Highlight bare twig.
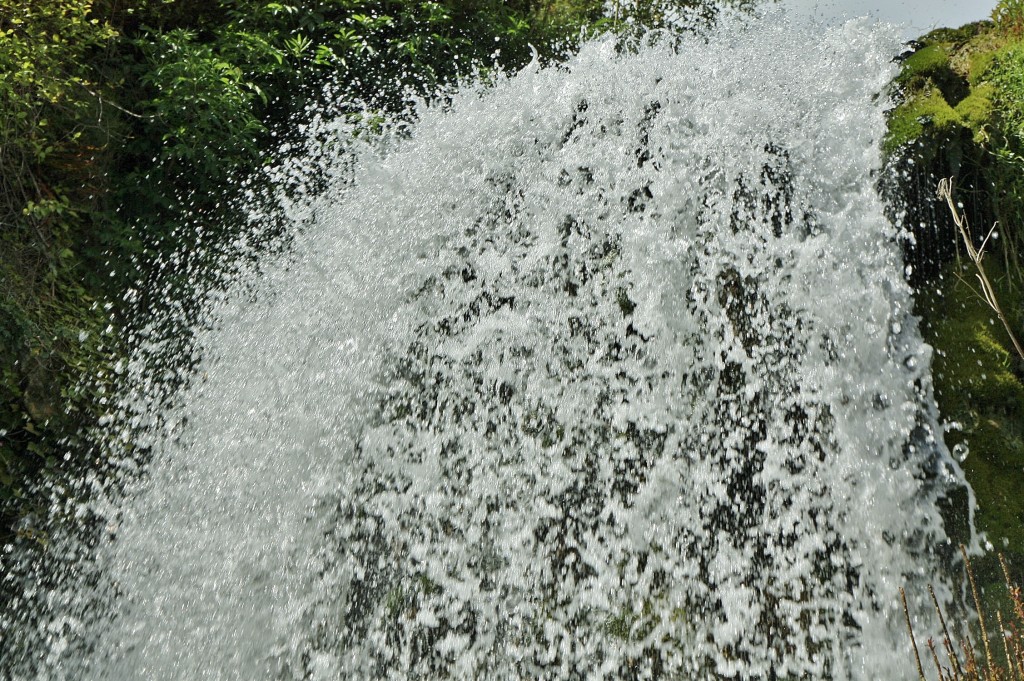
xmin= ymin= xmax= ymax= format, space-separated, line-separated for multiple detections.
xmin=929 ymin=637 xmax=949 ymax=681
xmin=938 ymin=178 xmax=1024 ymax=362
xmin=73 ymin=80 xmax=156 ymax=121
xmin=1000 ymin=555 xmax=1024 ymax=627
xmin=932 ymin=583 xmax=966 ymax=678
xmin=962 ymin=543 xmax=997 ymax=679
xmin=905 ymin=586 xmax=929 ymax=681
xmin=999 ymin=610 xmax=1017 ymax=681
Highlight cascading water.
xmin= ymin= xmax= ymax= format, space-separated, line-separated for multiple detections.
xmin=2 ymin=9 xmax=972 ymax=680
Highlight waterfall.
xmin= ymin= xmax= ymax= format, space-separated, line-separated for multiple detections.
xmin=2 ymin=10 xmax=970 ymax=680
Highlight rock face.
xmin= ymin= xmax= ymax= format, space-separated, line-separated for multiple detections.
xmin=887 ymin=15 xmax=1024 ymax=579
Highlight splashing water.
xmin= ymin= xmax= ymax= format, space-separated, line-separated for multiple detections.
xmin=2 ymin=11 xmax=970 ymax=681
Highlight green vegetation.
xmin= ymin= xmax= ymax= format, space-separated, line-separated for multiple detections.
xmin=887 ymin=2 xmax=1024 ymax=274
xmin=920 ymin=262 xmax=1024 ymax=552
xmin=1 ymin=0 xmax=127 ymax=540
xmin=888 ymin=0 xmax=1024 ymax=598
xmin=0 ymin=0 xmax=592 ymax=542
xmin=0 ymin=1 xmax=757 ymax=542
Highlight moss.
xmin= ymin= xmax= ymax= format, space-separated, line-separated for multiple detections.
xmin=921 ymin=23 xmax=992 ymax=47
xmin=968 ymin=49 xmax=999 ymax=85
xmin=955 ymin=82 xmax=996 ymax=140
xmin=884 ymin=21 xmax=1017 ymax=154
xmin=898 ymin=44 xmax=952 ymax=87
xmin=885 ymin=88 xmax=960 ymax=154
xmin=887 ymin=20 xmax=1024 ymax=271
xmin=921 ymin=261 xmax=1024 ymax=554
xmin=604 ymin=599 xmax=686 ymax=642
xmin=892 ymin=16 xmax=1024 ymax=596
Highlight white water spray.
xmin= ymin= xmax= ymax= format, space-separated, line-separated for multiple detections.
xmin=3 ymin=11 xmax=968 ymax=680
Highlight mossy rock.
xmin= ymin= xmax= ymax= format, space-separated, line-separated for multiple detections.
xmin=968 ymin=48 xmax=999 ymax=85
xmin=955 ymin=82 xmax=996 ymax=139
xmin=885 ymin=20 xmax=1008 ymax=154
xmin=885 ymin=89 xmax=958 ymax=154
xmin=921 ymin=260 xmax=1024 ymax=555
xmin=897 ymin=44 xmax=953 ymax=90
xmin=920 ymin=22 xmax=993 ymax=47
xmin=892 ymin=13 xmax=1024 ymax=603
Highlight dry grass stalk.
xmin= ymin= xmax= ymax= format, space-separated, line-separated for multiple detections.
xmin=933 ymin=582 xmax=967 ymax=677
xmin=904 ymin=547 xmax=1024 ymax=680
xmin=961 ymin=544 xmax=998 ymax=677
xmin=937 ymin=177 xmax=1024 ymax=362
xmin=997 ymin=610 xmax=1017 ymax=681
xmin=931 ymin=638 xmax=950 ymax=681
xmin=1001 ymin=555 xmax=1024 ymax=626
xmin=963 ymin=636 xmax=981 ymax=680
xmin=905 ymin=585 xmax=929 ymax=681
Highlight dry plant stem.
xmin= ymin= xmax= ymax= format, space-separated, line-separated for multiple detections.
xmin=933 ymin=583 xmax=967 ymax=678
xmin=905 ymin=586 xmax=929 ymax=681
xmin=1014 ymin=632 xmax=1024 ymax=680
xmin=1014 ymin=621 xmax=1024 ymax=678
xmin=962 ymin=635 xmax=980 ymax=680
xmin=962 ymin=543 xmax=998 ymax=679
xmin=938 ymin=178 xmax=1024 ymax=362
xmin=930 ymin=638 xmax=949 ymax=681
xmin=1017 ymin=635 xmax=1024 ymax=681
xmin=1000 ymin=555 xmax=1024 ymax=626
xmin=999 ymin=610 xmax=1017 ymax=681
xmin=1001 ymin=554 xmax=1024 ymax=679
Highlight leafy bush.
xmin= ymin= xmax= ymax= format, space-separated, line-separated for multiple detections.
xmin=0 ymin=0 xmax=766 ymax=542
xmin=994 ymin=0 xmax=1024 ymax=37
xmin=136 ymin=29 xmax=265 ymax=177
xmin=0 ymin=0 xmax=122 ymax=531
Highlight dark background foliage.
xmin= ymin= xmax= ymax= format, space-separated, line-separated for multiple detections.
xmin=0 ymin=0 xmax=745 ymax=543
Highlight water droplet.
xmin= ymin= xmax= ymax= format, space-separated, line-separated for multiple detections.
xmin=953 ymin=442 xmax=969 ymax=462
